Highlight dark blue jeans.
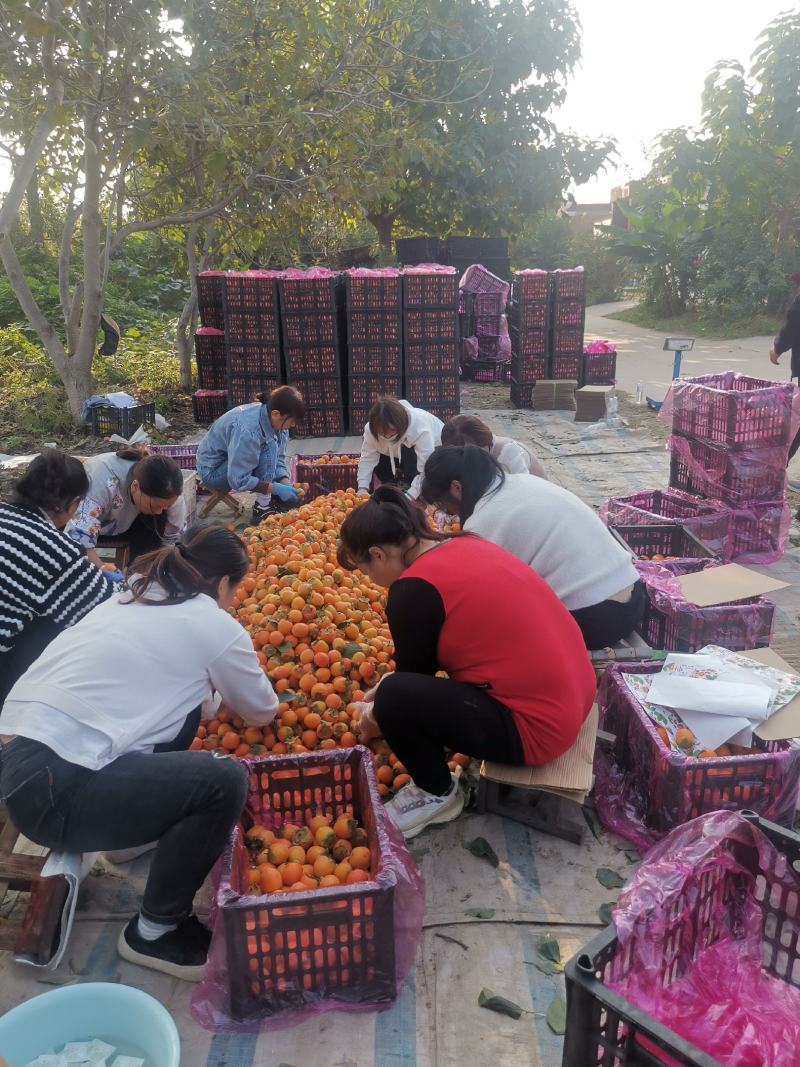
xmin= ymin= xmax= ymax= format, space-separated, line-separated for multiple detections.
xmin=0 ymin=711 xmax=248 ymax=923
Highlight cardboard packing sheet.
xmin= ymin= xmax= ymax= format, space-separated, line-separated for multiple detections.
xmin=676 ymin=563 xmax=789 ymax=607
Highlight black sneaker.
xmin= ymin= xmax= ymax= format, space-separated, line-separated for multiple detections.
xmin=250 ymin=501 xmax=277 ymax=524
xmin=117 ymin=914 xmax=211 ymax=982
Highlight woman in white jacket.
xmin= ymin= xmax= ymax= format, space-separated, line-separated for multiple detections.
xmin=421 ymin=445 xmax=644 ymax=650
xmin=0 ymin=524 xmax=278 ymax=982
xmin=441 ymin=414 xmax=547 ymax=479
xmin=357 ymin=397 xmax=443 ymax=500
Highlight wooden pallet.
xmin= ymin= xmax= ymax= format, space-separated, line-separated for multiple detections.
xmin=0 ymin=805 xmax=69 ymax=964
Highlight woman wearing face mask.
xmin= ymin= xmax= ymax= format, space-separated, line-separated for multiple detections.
xmin=197 ymin=385 xmax=306 ymax=524
xmin=421 ymin=445 xmax=644 ymax=651
xmin=64 ymin=446 xmax=186 ymax=567
xmin=337 ymin=486 xmax=595 ymax=840
xmin=0 ymin=450 xmax=111 ymax=703
xmin=356 ymin=397 xmax=443 ymax=500
xmin=0 ymin=523 xmax=278 ymax=981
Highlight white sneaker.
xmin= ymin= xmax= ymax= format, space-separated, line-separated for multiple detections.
xmin=103 ymin=842 xmax=158 ymax=864
xmin=385 ymin=774 xmax=464 ymax=839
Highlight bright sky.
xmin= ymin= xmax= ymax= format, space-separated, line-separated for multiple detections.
xmin=557 ymin=0 xmax=794 ymax=203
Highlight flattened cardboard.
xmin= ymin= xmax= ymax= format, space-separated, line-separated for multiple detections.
xmin=676 ymin=563 xmax=789 ymax=608
xmin=481 ymin=705 xmax=598 ymax=792
xmin=742 ymin=647 xmax=800 ymax=741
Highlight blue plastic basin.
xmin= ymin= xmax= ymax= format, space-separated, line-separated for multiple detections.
xmin=0 ymin=981 xmax=180 ymax=1066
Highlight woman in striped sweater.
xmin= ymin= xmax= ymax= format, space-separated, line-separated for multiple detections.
xmin=0 ymin=451 xmax=110 ymax=703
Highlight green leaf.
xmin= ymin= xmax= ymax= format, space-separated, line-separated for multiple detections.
xmin=478 ymin=987 xmax=523 ymax=1020
xmin=342 ymin=641 xmax=362 ymax=658
xmin=464 ymin=907 xmax=495 ymax=919
xmin=596 ymin=867 xmax=625 ymax=890
xmin=546 ymin=993 xmax=567 ymax=1034
xmin=463 ymin=837 xmax=499 ymax=868
xmin=598 ymin=903 xmax=614 ymax=925
xmin=535 ymin=934 xmax=563 ymax=973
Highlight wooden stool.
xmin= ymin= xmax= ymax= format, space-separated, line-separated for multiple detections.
xmin=477 ymin=706 xmax=599 ymax=844
xmin=199 ymin=488 xmax=243 ymax=519
xmin=95 ymin=534 xmax=130 ymax=570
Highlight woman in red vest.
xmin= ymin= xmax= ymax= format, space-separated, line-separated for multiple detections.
xmin=337 ymin=486 xmax=596 ymax=839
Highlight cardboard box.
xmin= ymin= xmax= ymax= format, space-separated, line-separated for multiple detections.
xmin=677 ymin=563 xmax=789 ymax=607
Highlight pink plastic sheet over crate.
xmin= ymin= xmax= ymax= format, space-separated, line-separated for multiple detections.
xmin=660 ymin=372 xmax=798 ymax=453
xmin=607 ymin=811 xmax=800 ymax=1066
xmin=593 ymin=663 xmax=800 ymax=853
xmin=281 ymin=267 xmax=336 ymax=279
xmin=458 ymin=264 xmax=510 ymax=300
xmin=668 ymin=433 xmax=788 ymax=506
xmin=401 ymin=263 xmax=456 ymax=274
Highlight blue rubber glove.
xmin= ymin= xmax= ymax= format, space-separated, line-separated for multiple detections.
xmin=272 ymin=480 xmax=298 ymax=502
xmin=104 ymin=569 xmax=126 ymax=587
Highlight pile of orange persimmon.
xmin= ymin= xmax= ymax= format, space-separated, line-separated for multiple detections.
xmin=190 ymin=488 xmax=468 ymax=794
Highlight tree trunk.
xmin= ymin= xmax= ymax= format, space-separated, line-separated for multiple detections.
xmin=367 ymin=210 xmax=396 ymax=261
xmin=26 ymin=170 xmax=44 ymax=246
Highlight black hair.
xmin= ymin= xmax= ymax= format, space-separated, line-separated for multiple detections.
xmin=127 ymin=522 xmax=249 ymax=606
xmin=337 ymin=484 xmax=447 ymax=571
xmin=115 ymin=445 xmax=183 ymax=500
xmin=10 ymin=449 xmax=89 ymax=514
xmin=421 ymin=444 xmax=505 ymax=524
xmin=259 ymin=385 xmax=306 ymax=421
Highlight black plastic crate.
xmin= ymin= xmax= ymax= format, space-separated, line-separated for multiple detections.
xmin=550 ymin=268 xmax=586 ymax=301
xmin=512 ymin=271 xmax=550 ymax=303
xmin=404 ymin=342 xmax=460 ymax=375
xmin=562 ymin=813 xmax=800 ymax=1067
xmin=348 ymin=310 xmax=402 ymax=345
xmin=609 ymin=523 xmax=718 ymax=562
xmin=196 ymin=271 xmax=226 ymax=329
xmin=462 ymin=360 xmax=511 ymax=383
xmin=293 ymin=405 xmax=347 ymax=438
xmin=551 ymin=299 xmax=586 ymax=328
xmin=551 ymin=352 xmax=582 ymax=380
xmin=508 ymin=299 xmax=549 ymax=331
xmin=405 ymin=374 xmax=460 ymax=410
xmin=446 ymin=235 xmax=508 ymax=258
xmin=581 ymin=349 xmax=617 ymax=385
xmin=424 ymin=401 xmax=460 ymax=422
xmin=552 ymin=325 xmax=585 ymax=355
xmin=223 ymin=308 xmax=281 ymax=345
xmin=277 ymin=273 xmax=341 ymax=312
xmin=403 ymin=309 xmax=458 ymax=343
xmin=511 ymin=353 xmax=548 ymax=384
xmin=228 ymin=374 xmax=279 ymax=408
xmin=284 ymin=344 xmax=340 ymax=378
xmin=192 ymin=390 xmax=228 ymax=424
xmin=402 ymin=271 xmax=458 ymax=309
xmin=223 ymin=271 xmax=279 ymax=313
xmin=282 ymin=310 xmax=339 ymax=347
xmin=225 ymin=341 xmax=281 ymax=379
xmin=510 ymin=324 xmax=548 ymax=357
xmin=349 ymin=374 xmax=403 ymax=408
xmin=348 ymin=344 xmax=404 ymax=377
xmin=510 ymin=379 xmax=534 ymax=409
xmin=395 ymin=236 xmax=442 ymax=265
xmin=345 ymin=273 xmax=402 ymax=309
xmin=90 ymin=402 xmax=156 ymax=437
xmin=194 ymin=328 xmax=227 ymax=390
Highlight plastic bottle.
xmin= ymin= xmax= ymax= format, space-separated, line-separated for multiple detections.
xmin=635 ymin=382 xmax=644 ymax=405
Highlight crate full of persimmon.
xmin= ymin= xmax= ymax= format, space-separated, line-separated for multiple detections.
xmin=593 ymin=661 xmax=800 ymax=850
xmin=205 ymin=746 xmax=423 ymax=1023
xmin=291 ymin=453 xmax=360 ymax=501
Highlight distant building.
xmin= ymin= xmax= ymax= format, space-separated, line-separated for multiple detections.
xmin=558 ymin=182 xmax=642 ymax=235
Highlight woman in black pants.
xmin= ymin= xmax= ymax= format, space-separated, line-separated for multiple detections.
xmin=337 ymin=487 xmax=595 ymax=840
xmin=0 ymin=524 xmax=278 ymax=981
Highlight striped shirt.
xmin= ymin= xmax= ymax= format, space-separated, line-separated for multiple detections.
xmin=0 ymin=503 xmax=110 ymax=654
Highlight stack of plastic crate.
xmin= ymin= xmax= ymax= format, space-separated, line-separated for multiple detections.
xmin=194 ymin=328 xmax=227 ymax=391
xmin=666 ymin=372 xmax=795 ymax=562
xmin=279 ymin=268 xmax=346 ymax=437
xmin=194 ymin=271 xmax=229 ymax=420
xmin=402 ymin=265 xmax=460 ymax=422
xmin=549 ymin=267 xmax=586 ymax=380
xmin=345 ymin=268 xmax=403 ymax=433
xmin=458 ymin=265 xmax=511 ymax=382
xmin=222 ymin=271 xmax=282 ymax=408
xmin=508 ymin=269 xmax=550 ymax=408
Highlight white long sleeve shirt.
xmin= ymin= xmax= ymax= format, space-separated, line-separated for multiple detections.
xmin=490 ymin=436 xmax=547 ymax=479
xmin=1 ymin=584 xmax=278 ymax=770
xmin=464 ymin=474 xmax=638 ymax=611
xmin=357 ymin=400 xmax=443 ymax=499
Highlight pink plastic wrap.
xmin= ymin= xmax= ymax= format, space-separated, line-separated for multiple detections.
xmin=659 ymin=372 xmax=796 ymax=454
xmin=728 ymin=500 xmax=792 ymax=564
xmin=194 ymin=388 xmax=227 ymax=397
xmin=583 ymin=338 xmax=616 ymax=354
xmin=196 ymin=326 xmax=224 ymax=337
xmin=461 ymin=335 xmax=479 ymax=364
xmin=401 ymin=263 xmax=456 ymax=274
xmin=281 ymin=266 xmax=336 ymax=279
xmin=602 ymin=488 xmax=730 ymax=559
xmin=191 ymin=748 xmax=424 ymax=1033
xmin=607 ymin=811 xmax=800 ymax=1066
xmin=346 ymin=267 xmax=401 ymax=277
xmin=668 ymin=432 xmax=787 ymax=505
xmin=458 ymin=264 xmax=510 ymax=299
xmin=593 ymin=663 xmax=800 ymax=851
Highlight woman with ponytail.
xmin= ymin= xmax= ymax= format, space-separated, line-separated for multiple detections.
xmin=0 ymin=450 xmax=111 ymax=702
xmin=65 ymin=444 xmax=186 ymax=566
xmin=421 ymin=445 xmax=643 ymax=650
xmin=337 ymin=486 xmax=595 ymax=840
xmin=0 ymin=523 xmax=278 ymax=982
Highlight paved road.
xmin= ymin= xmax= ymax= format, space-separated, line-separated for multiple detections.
xmin=585 ymin=301 xmax=782 ymax=398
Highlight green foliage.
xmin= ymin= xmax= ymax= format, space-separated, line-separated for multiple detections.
xmin=511 ymin=217 xmax=627 ymax=304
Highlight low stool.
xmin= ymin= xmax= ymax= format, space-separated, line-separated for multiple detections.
xmin=199 ymin=487 xmax=243 ymax=519
xmin=95 ymin=534 xmax=130 ymax=571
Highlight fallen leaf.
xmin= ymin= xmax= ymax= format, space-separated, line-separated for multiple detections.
xmin=534 ymin=957 xmax=562 ymax=976
xmin=596 ymin=867 xmax=625 ymax=890
xmin=36 ymin=976 xmax=78 ymax=987
xmin=546 ymin=993 xmax=567 ymax=1034
xmin=463 ymin=837 xmax=499 ymax=868
xmin=598 ymin=902 xmax=614 ymax=925
xmin=464 ymin=907 xmax=495 ymax=919
xmin=537 ymin=934 xmax=562 ymax=965
xmin=478 ymin=987 xmax=523 ymax=1020
xmin=582 ymin=807 xmax=604 ymax=841
xmin=597 ymin=900 xmax=618 ymax=926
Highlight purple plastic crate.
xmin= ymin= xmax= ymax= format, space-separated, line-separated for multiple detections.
xmin=670 ymin=373 xmax=794 ymax=451
xmin=148 ymin=444 xmax=199 ymax=469
xmin=669 ymin=435 xmax=787 ymax=506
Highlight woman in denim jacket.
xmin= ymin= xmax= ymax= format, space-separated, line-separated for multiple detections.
xmin=196 ymin=386 xmax=306 ymax=523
